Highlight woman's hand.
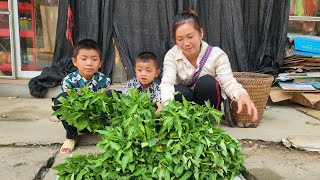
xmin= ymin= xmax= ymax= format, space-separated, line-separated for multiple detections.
xmin=237 ymin=93 xmax=258 ymax=121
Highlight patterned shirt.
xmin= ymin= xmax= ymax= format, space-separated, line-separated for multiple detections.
xmin=124 ymin=77 xmax=161 ymax=102
xmin=61 ymin=70 xmax=111 ymax=92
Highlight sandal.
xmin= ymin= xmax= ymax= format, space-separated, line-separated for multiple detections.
xmin=60 ymin=138 xmax=78 ymax=154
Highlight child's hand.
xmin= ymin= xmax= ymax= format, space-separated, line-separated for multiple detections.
xmin=155 ymin=102 xmax=164 ymax=114
xmin=102 ymin=85 xmax=111 ymax=92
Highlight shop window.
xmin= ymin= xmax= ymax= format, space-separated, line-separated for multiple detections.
xmin=288 ymin=0 xmax=320 ymax=36
xmin=19 ymin=0 xmax=59 ymax=71
xmin=0 ymin=0 xmax=12 ymax=76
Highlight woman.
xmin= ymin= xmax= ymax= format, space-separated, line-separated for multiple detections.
xmin=160 ymin=9 xmax=257 ymax=121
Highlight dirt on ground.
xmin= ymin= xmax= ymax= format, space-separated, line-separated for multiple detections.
xmin=1 ymin=140 xmax=319 ymax=179
xmin=240 ymin=140 xmax=320 ymax=180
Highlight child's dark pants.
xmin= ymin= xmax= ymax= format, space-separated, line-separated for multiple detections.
xmin=174 ymin=75 xmax=222 ymax=110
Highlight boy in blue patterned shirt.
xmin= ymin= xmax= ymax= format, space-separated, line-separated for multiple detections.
xmin=124 ymin=52 xmax=163 ymax=113
xmin=52 ymin=39 xmax=112 ymax=154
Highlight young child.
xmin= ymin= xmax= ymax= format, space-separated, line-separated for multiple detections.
xmin=124 ymin=51 xmax=163 ymax=112
xmin=52 ymin=39 xmax=112 ymax=154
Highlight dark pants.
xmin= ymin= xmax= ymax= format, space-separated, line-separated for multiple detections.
xmin=52 ymin=89 xmax=120 ymax=139
xmin=174 ymin=75 xmax=222 ymax=110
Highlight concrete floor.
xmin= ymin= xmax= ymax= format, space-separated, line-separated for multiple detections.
xmin=0 ymin=96 xmax=320 ymax=179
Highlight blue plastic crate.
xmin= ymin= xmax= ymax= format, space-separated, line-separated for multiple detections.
xmin=294 ymin=36 xmax=320 ymax=55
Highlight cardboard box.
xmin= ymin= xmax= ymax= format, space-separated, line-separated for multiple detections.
xmin=278 ymin=82 xmax=316 ymax=91
xmin=270 ymin=86 xmax=320 ymax=110
xmin=269 ymin=86 xmax=293 ymax=102
xmin=290 ymin=92 xmax=320 ymax=110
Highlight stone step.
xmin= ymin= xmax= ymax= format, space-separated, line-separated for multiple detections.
xmin=0 ymin=79 xmax=125 ymax=98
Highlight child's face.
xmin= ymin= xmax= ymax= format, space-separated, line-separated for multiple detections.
xmin=134 ymin=60 xmax=160 ymax=89
xmin=175 ymin=23 xmax=203 ymax=59
xmin=72 ymin=49 xmax=102 ymax=81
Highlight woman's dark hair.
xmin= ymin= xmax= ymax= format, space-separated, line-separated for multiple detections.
xmin=172 ymin=9 xmax=202 ymax=40
xmin=73 ymin=39 xmax=102 ymax=59
xmin=135 ymin=51 xmax=159 ymax=69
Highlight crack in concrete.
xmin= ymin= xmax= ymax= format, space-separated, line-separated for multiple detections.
xmin=241 ymin=171 xmax=257 ymax=180
xmin=294 ymin=108 xmax=320 ymax=121
xmin=0 ymin=143 xmax=61 ymax=148
xmin=0 ymin=142 xmax=98 ymax=148
xmin=0 ymin=141 xmax=261 ymax=179
xmin=33 ymin=150 xmax=59 ymax=180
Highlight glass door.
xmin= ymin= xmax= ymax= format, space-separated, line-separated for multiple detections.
xmin=16 ymin=0 xmax=59 ymax=78
xmin=0 ymin=0 xmax=14 ymax=77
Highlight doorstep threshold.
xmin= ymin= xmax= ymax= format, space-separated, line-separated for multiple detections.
xmin=0 ymin=79 xmax=30 ymax=85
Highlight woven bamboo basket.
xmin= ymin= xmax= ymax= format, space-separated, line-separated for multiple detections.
xmin=231 ymin=72 xmax=274 ymax=128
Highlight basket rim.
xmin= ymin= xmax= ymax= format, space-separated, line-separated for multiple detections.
xmin=233 ymin=72 xmax=274 ymax=80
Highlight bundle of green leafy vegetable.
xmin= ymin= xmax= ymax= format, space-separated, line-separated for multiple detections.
xmin=54 ymin=88 xmax=244 ymax=179
xmin=53 ymin=87 xmax=115 ymax=132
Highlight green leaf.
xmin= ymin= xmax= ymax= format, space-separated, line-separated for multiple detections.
xmin=217 ymin=168 xmax=224 ymax=177
xmin=76 ymin=119 xmax=89 ymax=131
xmin=76 ymin=169 xmax=86 ymax=180
xmin=230 ymin=147 xmax=235 ymax=156
xmin=191 ymin=158 xmax=200 ymax=167
xmin=71 ymin=173 xmax=75 ymax=180
xmin=209 ymin=172 xmax=217 ymax=180
xmin=165 ymin=152 xmax=172 ymax=163
xmin=147 ymin=137 xmax=156 ymax=147
xmin=180 ymin=171 xmax=192 ymax=180
xmin=128 ymin=163 xmax=135 ymax=172
xmin=171 ymin=143 xmax=181 ymax=155
xmin=65 ymin=113 xmax=82 ymax=123
xmin=219 ymin=140 xmax=228 ymax=156
xmin=124 ymin=141 xmax=132 ymax=150
xmin=57 ymin=96 xmax=67 ymax=104
xmin=126 ymin=148 xmax=133 ymax=161
xmin=121 ymin=155 xmax=129 ymax=172
xmin=141 ymin=142 xmax=148 ymax=148
xmin=195 ymin=145 xmax=203 ymax=159
xmin=127 ymin=126 xmax=135 ymax=139
xmin=111 ymin=89 xmax=120 ymax=100
xmin=145 ymin=125 xmax=152 ymax=139
xmin=178 ymin=111 xmax=190 ymax=120
xmin=174 ymin=165 xmax=183 ymax=177
xmin=128 ymin=104 xmax=138 ymax=115
xmin=109 ymin=141 xmax=121 ymax=150
xmin=194 ymin=167 xmax=199 ymax=180
xmin=164 ymin=169 xmax=171 ymax=180
xmin=132 ymin=167 xmax=145 ymax=176
xmin=175 ymin=120 xmax=182 ymax=138
xmin=83 ymin=99 xmax=89 ymax=110
xmin=204 ymin=137 xmax=211 ymax=147
xmin=182 ymin=96 xmax=188 ymax=107
xmin=89 ymin=93 xmax=102 ymax=105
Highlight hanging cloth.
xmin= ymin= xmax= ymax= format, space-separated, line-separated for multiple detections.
xmin=66 ymin=3 xmax=74 ymax=47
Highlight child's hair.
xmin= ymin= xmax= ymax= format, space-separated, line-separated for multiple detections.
xmin=73 ymin=39 xmax=102 ymax=59
xmin=135 ymin=51 xmax=159 ymax=69
xmin=172 ymin=9 xmax=202 ymax=40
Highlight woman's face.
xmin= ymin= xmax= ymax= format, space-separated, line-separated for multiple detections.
xmin=175 ymin=23 xmax=203 ymax=59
